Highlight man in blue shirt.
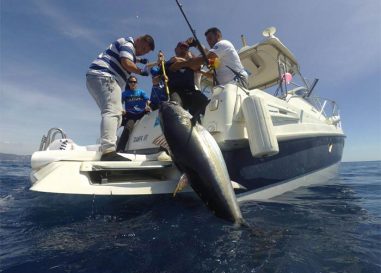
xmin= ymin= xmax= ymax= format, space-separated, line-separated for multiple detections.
xmin=117 ymin=76 xmax=151 ymax=152
xmin=86 ymin=34 xmax=154 ymax=161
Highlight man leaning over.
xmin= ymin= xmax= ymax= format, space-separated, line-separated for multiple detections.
xmin=86 ymin=34 xmax=154 ymax=161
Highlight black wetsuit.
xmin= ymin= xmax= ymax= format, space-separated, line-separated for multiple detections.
xmin=165 ymin=60 xmax=209 ymax=119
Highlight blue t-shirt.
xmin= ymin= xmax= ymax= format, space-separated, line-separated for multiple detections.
xmin=150 ymin=83 xmax=168 ymax=107
xmin=122 ymin=89 xmax=149 ymax=117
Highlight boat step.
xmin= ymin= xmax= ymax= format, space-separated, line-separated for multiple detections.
xmin=80 ymin=160 xmax=173 ymax=172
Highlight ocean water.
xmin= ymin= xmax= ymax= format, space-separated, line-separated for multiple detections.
xmin=0 ymin=159 xmax=380 ymax=273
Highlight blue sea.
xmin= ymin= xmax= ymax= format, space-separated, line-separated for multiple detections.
xmin=0 ymin=159 xmax=380 ymax=273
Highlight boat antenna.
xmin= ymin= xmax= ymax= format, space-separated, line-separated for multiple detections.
xmin=175 ymin=0 xmax=219 ymax=85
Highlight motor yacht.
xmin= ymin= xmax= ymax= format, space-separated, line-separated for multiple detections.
xmin=30 ymin=27 xmax=345 ymax=202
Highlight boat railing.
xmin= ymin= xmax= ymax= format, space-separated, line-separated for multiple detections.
xmin=39 ymin=128 xmax=67 ymax=151
xmin=305 ymin=97 xmax=341 ymax=125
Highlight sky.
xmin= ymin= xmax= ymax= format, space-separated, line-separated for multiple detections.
xmin=0 ymin=0 xmax=380 ymax=162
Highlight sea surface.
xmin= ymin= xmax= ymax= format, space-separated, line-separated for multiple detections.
xmin=0 ymin=159 xmax=380 ymax=273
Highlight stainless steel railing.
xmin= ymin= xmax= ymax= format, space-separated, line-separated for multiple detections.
xmin=39 ymin=128 xmax=67 ymax=151
xmin=305 ymin=97 xmax=341 ymax=125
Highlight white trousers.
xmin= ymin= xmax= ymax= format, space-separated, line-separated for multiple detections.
xmin=86 ymin=74 xmax=123 ymax=153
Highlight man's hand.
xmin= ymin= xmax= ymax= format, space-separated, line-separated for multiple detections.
xmin=186 ymin=37 xmax=197 ymax=47
xmin=138 ymin=58 xmax=149 ymax=64
xmin=145 ymin=102 xmax=152 ymax=113
xmin=140 ymin=66 xmax=149 ymax=76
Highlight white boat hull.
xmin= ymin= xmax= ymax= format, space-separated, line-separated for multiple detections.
xmin=30 ymin=158 xmax=340 ymax=201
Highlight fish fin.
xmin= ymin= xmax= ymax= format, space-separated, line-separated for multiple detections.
xmin=152 ymin=134 xmax=172 ymax=155
xmin=173 ymin=173 xmax=189 ymax=197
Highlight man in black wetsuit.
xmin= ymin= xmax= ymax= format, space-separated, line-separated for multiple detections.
xmin=165 ymin=41 xmax=209 ymax=121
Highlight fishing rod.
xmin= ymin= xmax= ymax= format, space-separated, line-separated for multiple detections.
xmin=175 ymin=0 xmax=218 ymax=85
xmin=175 ymin=0 xmax=208 ymax=62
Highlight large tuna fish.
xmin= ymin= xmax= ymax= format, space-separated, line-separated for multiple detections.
xmin=159 ymin=101 xmax=244 ymax=224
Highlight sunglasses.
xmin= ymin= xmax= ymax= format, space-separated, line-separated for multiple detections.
xmin=129 ymin=81 xmax=137 ymax=84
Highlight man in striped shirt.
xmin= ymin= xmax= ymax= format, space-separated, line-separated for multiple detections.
xmin=86 ymin=34 xmax=155 ymax=161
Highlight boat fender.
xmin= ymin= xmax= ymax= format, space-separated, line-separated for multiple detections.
xmin=242 ymin=95 xmax=279 ymax=157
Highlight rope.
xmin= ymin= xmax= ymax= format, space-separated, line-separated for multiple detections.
xmin=159 ymin=50 xmax=170 ymax=100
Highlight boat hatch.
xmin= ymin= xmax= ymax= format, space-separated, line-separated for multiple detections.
xmin=239 ymin=36 xmax=299 ymax=90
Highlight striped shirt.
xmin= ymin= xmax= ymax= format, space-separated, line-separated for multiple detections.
xmin=88 ymin=37 xmax=136 ymax=89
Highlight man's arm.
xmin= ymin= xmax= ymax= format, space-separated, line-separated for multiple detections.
xmin=168 ymin=57 xmax=187 ymax=72
xmin=168 ymin=51 xmax=216 ymax=72
xmin=120 ymin=57 xmax=146 ymax=75
xmin=185 ymin=37 xmax=209 ymax=59
xmin=181 ymin=51 xmax=218 ymax=70
xmin=142 ymin=92 xmax=151 ymax=111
